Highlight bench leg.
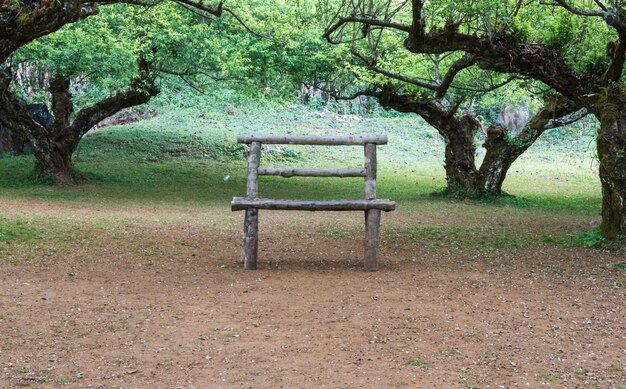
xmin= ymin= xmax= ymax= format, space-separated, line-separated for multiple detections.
xmin=364 ymin=209 xmax=381 ymax=271
xmin=242 ymin=208 xmax=258 ymax=270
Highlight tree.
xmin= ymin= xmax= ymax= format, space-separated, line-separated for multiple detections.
xmin=333 ymin=32 xmax=586 ymax=196
xmin=373 ymin=86 xmax=584 ymax=196
xmin=325 ymin=0 xmax=626 ymax=240
xmin=205 ymin=0 xmax=352 ymax=100
xmin=0 ymin=0 xmax=224 ymax=184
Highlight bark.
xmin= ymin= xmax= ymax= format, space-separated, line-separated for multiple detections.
xmin=478 ymin=125 xmax=512 ymax=194
xmin=440 ymin=115 xmax=482 ymax=196
xmin=596 ymin=86 xmax=626 ymax=239
xmin=0 ymin=71 xmax=72 ymax=183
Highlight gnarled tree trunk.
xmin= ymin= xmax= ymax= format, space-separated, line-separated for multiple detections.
xmin=478 ymin=124 xmax=518 ymax=195
xmin=0 ymin=61 xmax=159 ymax=184
xmin=478 ymin=95 xmax=585 ymax=195
xmin=0 ymin=71 xmax=73 ymax=183
xmin=596 ymin=88 xmax=626 ymax=239
xmin=378 ymin=88 xmax=483 ymax=196
xmin=439 ymin=116 xmax=482 ymax=196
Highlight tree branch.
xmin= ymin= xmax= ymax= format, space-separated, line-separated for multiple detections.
xmin=324 ymin=16 xmax=411 ymax=44
xmin=540 ymin=0 xmax=605 ymax=17
xmin=544 ymin=108 xmax=588 ymax=129
xmin=0 ymin=2 xmax=91 ymax=63
xmin=351 ymin=49 xmax=481 ymax=98
xmin=350 ymin=49 xmax=440 ymax=91
xmin=452 ymin=75 xmax=520 ymax=94
xmin=435 ymin=54 xmax=476 ymax=98
xmin=594 ymin=0 xmax=608 ymax=12
xmin=331 ymin=89 xmax=380 ymax=101
xmin=169 ymin=0 xmax=223 ymax=17
xmin=222 ymin=7 xmax=272 ymax=39
xmin=70 ymin=58 xmax=159 ymax=138
xmin=604 ymin=36 xmax=626 ymax=81
xmin=526 ymin=94 xmax=583 ymax=133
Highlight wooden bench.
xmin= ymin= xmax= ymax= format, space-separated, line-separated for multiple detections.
xmin=231 ymin=134 xmax=395 ymax=271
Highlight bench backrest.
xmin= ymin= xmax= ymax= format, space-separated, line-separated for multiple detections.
xmin=237 ymin=134 xmax=387 ymax=201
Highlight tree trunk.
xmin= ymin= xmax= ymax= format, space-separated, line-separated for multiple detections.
xmin=596 ymin=89 xmax=626 ymax=240
xmin=33 ymin=142 xmax=77 ymax=184
xmin=0 ymin=62 xmax=159 ymax=184
xmin=477 ymin=125 xmax=517 ymax=195
xmin=0 ymin=72 xmax=75 ymax=183
xmin=477 ymin=125 xmax=537 ymax=196
xmin=378 ymin=89 xmax=526 ymax=197
xmin=439 ymin=118 xmax=481 ymax=196
xmin=477 ymin=96 xmax=585 ymax=196
xmin=377 ymin=89 xmax=484 ymax=196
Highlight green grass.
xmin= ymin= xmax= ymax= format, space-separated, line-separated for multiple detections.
xmin=0 ymin=105 xmax=600 ymax=205
xmin=0 ymin=219 xmax=39 ymax=246
xmin=409 ymin=358 xmax=431 ymax=368
xmin=542 ymin=228 xmax=626 ymax=251
xmin=538 ymin=371 xmax=561 ymax=382
xmin=0 ymin=104 xmax=604 ymax=254
xmin=388 ymin=225 xmax=547 ymax=253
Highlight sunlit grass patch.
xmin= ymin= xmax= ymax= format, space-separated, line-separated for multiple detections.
xmin=0 ymin=219 xmax=39 ymax=246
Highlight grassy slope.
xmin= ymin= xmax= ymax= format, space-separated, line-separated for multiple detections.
xmin=0 ymin=105 xmax=603 ymax=251
xmin=0 ymin=105 xmax=599 ymax=204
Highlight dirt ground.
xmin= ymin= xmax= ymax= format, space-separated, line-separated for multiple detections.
xmin=0 ymin=202 xmax=624 ymax=388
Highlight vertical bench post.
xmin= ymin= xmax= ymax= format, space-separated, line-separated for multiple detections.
xmin=364 ymin=143 xmax=380 ymax=271
xmin=242 ymin=142 xmax=261 ymax=270
xmin=364 ymin=143 xmax=377 ymax=200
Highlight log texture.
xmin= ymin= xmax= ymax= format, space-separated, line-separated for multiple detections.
xmin=234 ymin=133 xmax=393 ymax=271
xmin=242 ymin=208 xmax=258 ymax=269
xmin=246 ymin=142 xmax=261 ymax=199
xmin=242 ymin=141 xmax=261 ymax=269
xmin=237 ymin=134 xmax=388 ymax=145
xmin=258 ymin=167 xmax=365 ymax=178
xmin=364 ymin=209 xmax=381 ymax=271
xmin=364 ymin=143 xmax=377 ymax=200
xmin=231 ymin=198 xmax=396 ymax=212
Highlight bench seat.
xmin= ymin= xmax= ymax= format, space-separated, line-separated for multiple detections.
xmin=231 ymin=197 xmax=396 ymax=212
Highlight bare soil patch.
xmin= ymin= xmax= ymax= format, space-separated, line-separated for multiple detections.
xmin=0 ymin=203 xmax=624 ymax=388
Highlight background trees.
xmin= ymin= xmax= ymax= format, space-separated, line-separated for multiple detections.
xmin=1 ymin=0 xmax=353 ymax=183
xmin=324 ymin=0 xmax=626 ymax=240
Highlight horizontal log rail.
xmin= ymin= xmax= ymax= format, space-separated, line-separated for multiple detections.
xmin=231 ymin=198 xmax=396 ymax=212
xmin=237 ymin=134 xmax=388 ymax=145
xmin=258 ymin=167 xmax=366 ymax=178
